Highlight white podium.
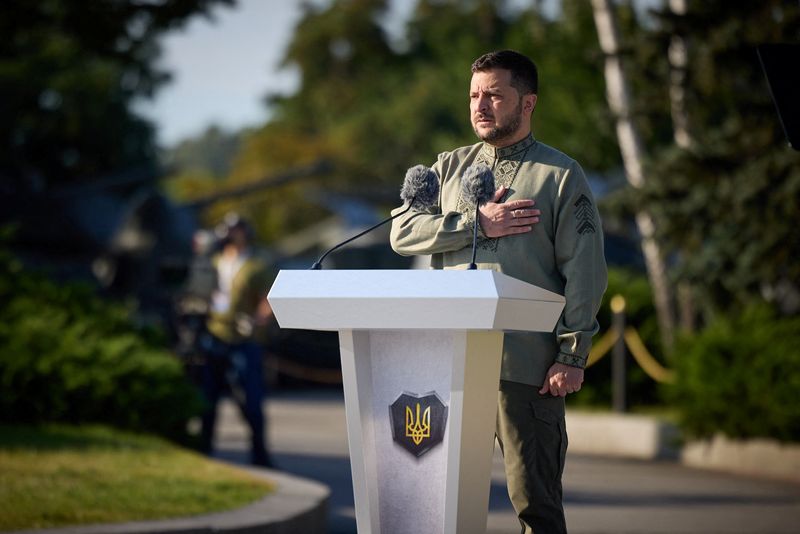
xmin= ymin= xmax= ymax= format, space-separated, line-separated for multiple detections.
xmin=267 ymin=270 xmax=565 ymax=534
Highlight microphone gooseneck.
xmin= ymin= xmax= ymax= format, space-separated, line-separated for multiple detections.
xmin=470 ymin=205 xmax=480 ymax=270
xmin=310 ymin=165 xmax=439 ymax=269
xmin=460 ymin=164 xmax=495 ymax=270
xmin=309 ymin=202 xmax=414 ymax=270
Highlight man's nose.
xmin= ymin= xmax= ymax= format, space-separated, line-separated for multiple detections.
xmin=476 ymin=94 xmax=490 ymax=113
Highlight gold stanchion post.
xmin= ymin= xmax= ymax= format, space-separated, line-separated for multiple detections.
xmin=611 ymin=295 xmax=627 ymax=413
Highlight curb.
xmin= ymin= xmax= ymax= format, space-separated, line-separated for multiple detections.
xmin=6 ymin=467 xmax=329 ymax=534
xmin=682 ymin=434 xmax=800 ymax=483
xmin=567 ymin=410 xmax=800 ymax=483
xmin=566 ymin=411 xmax=680 ymax=460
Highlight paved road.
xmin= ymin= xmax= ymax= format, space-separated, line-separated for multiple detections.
xmin=213 ymin=388 xmax=800 ymax=534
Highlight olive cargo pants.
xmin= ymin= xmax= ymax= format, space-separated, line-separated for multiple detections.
xmin=496 ymin=380 xmax=568 ymax=534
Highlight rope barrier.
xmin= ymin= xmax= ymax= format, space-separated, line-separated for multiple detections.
xmin=586 ymin=328 xmax=619 ymax=368
xmin=585 ymin=295 xmax=675 ymax=384
xmin=261 ymin=294 xmax=674 ymax=386
xmin=624 ymin=327 xmax=675 ymax=384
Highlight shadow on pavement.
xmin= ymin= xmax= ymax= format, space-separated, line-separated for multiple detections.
xmin=564 ymin=490 xmax=800 ymax=507
xmin=216 ymin=445 xmax=518 ymax=534
xmin=216 ymin=447 xmax=357 ymax=534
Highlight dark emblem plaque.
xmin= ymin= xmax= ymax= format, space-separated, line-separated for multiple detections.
xmin=389 ymin=392 xmax=448 ymax=458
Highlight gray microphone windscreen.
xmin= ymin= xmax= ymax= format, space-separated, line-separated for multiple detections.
xmin=460 ymin=164 xmax=495 ymax=207
xmin=400 ymin=165 xmax=439 ymax=209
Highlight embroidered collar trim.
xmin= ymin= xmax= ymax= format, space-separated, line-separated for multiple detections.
xmin=480 ymin=133 xmax=536 ymax=160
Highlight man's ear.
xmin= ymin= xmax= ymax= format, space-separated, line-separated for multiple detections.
xmin=524 ymin=94 xmax=538 ymax=115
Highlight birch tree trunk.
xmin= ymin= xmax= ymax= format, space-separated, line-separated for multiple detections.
xmin=667 ymin=0 xmax=697 ymax=332
xmin=591 ymin=0 xmax=676 ymax=350
xmin=668 ymin=0 xmax=692 ymax=151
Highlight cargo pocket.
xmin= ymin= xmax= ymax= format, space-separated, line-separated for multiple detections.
xmin=530 ymin=403 xmax=568 ymax=485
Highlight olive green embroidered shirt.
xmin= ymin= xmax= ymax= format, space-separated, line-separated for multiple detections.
xmin=390 ymin=134 xmax=608 ymax=387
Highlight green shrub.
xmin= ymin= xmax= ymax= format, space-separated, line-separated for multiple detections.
xmin=0 ymin=247 xmax=204 ymax=444
xmin=570 ymin=267 xmax=665 ymax=409
xmin=666 ymin=305 xmax=800 ymax=442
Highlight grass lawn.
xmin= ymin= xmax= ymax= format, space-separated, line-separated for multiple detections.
xmin=0 ymin=424 xmax=274 ymax=531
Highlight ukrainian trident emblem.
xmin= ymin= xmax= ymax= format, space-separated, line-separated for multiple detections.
xmin=406 ymin=403 xmax=430 ymax=445
xmin=389 ymin=392 xmax=447 ymax=457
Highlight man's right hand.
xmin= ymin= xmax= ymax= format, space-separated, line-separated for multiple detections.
xmin=478 ymin=186 xmax=540 ymax=238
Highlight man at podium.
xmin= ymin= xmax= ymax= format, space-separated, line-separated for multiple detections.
xmin=390 ymin=50 xmax=607 ymax=534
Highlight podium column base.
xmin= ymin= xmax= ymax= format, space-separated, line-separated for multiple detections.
xmin=339 ymin=329 xmax=503 ymax=534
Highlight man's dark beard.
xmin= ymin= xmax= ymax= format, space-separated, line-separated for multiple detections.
xmin=473 ymin=99 xmax=523 ymax=144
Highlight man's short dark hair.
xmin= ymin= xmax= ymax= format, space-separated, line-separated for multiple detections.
xmin=471 ymin=50 xmax=538 ymax=95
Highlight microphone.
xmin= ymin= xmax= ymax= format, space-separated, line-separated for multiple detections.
xmin=310 ymin=165 xmax=439 ymax=269
xmin=460 ymin=164 xmax=495 ymax=270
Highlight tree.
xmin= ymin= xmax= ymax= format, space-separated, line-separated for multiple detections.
xmin=204 ymin=0 xmax=619 ymax=241
xmin=162 ymin=125 xmax=243 ymax=179
xmin=666 ymin=0 xmax=692 ymax=151
xmin=644 ymin=0 xmax=800 ymax=316
xmin=0 ymin=0 xmax=234 ymax=192
xmin=591 ymin=0 xmax=677 ymax=350
xmin=520 ymin=0 xmax=623 ymax=172
xmin=665 ymin=0 xmax=699 ymax=332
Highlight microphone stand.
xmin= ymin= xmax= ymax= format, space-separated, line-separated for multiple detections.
xmin=468 ymin=204 xmax=479 ymax=270
xmin=310 ymin=199 xmax=415 ymax=270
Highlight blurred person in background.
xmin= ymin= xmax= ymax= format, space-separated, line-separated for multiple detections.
xmin=200 ymin=213 xmax=276 ymax=467
xmin=185 ymin=229 xmax=219 ymax=303
xmin=172 ymin=229 xmax=219 ymax=386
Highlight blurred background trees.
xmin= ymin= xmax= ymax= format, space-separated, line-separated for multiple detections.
xmin=168 ymin=0 xmax=622 ymax=240
xmin=0 ymin=0 xmax=234 ymax=192
xmin=0 ymin=0 xmax=234 ymax=443
xmin=2 ymin=0 xmax=799 ymax=442
xmin=643 ymin=0 xmax=800 ymax=318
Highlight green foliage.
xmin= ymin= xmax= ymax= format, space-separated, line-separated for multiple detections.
xmin=570 ymin=267 xmax=665 ymax=408
xmin=0 ymin=247 xmax=204 ymax=444
xmin=639 ymin=0 xmax=800 ymax=314
xmin=178 ymin=0 xmax=620 ymax=241
xmin=666 ymin=305 xmax=800 ymax=442
xmin=517 ymin=0 xmax=623 ymax=170
xmin=0 ymin=0 xmax=233 ymax=189
xmin=162 ymin=125 xmax=244 ymax=178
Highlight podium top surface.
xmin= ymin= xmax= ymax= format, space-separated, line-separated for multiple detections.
xmin=267 ymin=269 xmax=565 ymax=333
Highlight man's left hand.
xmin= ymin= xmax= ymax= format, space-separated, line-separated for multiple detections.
xmin=539 ymin=363 xmax=584 ymax=397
